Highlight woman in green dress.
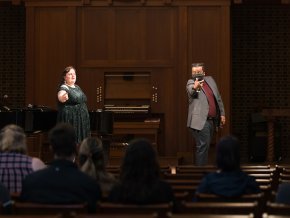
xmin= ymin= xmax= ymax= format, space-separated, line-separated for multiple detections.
xmin=57 ymin=66 xmax=90 ymax=143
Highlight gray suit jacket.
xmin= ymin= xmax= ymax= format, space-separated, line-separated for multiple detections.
xmin=186 ymin=76 xmax=225 ymax=130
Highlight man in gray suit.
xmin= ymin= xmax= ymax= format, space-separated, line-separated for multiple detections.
xmin=186 ymin=63 xmax=226 ymax=166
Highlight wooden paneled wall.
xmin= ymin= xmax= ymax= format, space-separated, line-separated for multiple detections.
xmin=25 ymin=0 xmax=231 ymax=159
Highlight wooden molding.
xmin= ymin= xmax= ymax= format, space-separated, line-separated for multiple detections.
xmin=281 ymin=0 xmax=290 ymax=4
xmin=164 ymin=0 xmax=172 ymax=5
xmin=83 ymin=0 xmax=90 ymax=5
xmin=12 ymin=0 xmax=22 ymax=5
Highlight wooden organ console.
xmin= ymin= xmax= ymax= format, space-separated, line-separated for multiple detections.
xmin=93 ymin=72 xmax=162 ymax=163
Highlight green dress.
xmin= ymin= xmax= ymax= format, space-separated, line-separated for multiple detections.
xmin=57 ymin=84 xmax=90 ymax=143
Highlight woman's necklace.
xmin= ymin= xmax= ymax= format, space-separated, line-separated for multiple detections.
xmin=65 ymin=83 xmax=75 ymax=88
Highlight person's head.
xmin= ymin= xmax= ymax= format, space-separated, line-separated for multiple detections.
xmin=216 ymin=135 xmax=240 ymax=171
xmin=0 ymin=124 xmax=27 ymax=154
xmin=79 ymin=137 xmax=105 ymax=179
xmin=120 ymin=138 xmax=160 ymax=183
xmin=191 ymin=63 xmax=205 ymax=77
xmin=49 ymin=123 xmax=77 ymax=159
xmin=60 ymin=66 xmax=76 ymax=86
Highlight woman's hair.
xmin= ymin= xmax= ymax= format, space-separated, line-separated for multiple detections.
xmin=216 ymin=135 xmax=240 ymax=171
xmin=79 ymin=137 xmax=105 ymax=180
xmin=59 ymin=65 xmax=76 ymax=86
xmin=117 ymin=138 xmax=160 ymax=202
xmin=0 ymin=124 xmax=27 ymax=154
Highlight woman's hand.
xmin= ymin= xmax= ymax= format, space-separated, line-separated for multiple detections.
xmin=58 ymin=90 xmax=69 ymax=103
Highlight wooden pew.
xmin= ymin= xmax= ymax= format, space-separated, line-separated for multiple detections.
xmin=105 ymin=166 xmax=120 ymax=175
xmin=0 ymin=216 xmax=61 ymax=218
xmin=12 ymin=202 xmax=88 ymax=218
xmin=279 ymin=173 xmax=290 ymax=180
xmin=242 ymin=169 xmax=275 ymax=176
xmin=97 ymin=202 xmax=173 ymax=218
xmin=180 ymin=201 xmax=260 ymax=218
xmin=78 ymin=215 xmax=157 ymax=218
xmin=241 ymin=165 xmax=271 ymax=170
xmin=165 ymin=179 xmax=200 ymax=186
xmin=169 ymin=215 xmax=254 ymax=218
xmin=163 ymin=173 xmax=204 ymax=180
xmin=174 ymin=192 xmax=191 ymax=202
xmin=262 ymin=214 xmax=290 ymax=218
xmin=176 ymin=165 xmax=271 ymax=173
xmin=195 ymin=192 xmax=265 ymax=216
xmin=176 ymin=165 xmax=216 ymax=170
xmin=195 ymin=193 xmax=264 ymax=203
xmin=171 ymin=185 xmax=197 ymax=196
xmin=10 ymin=192 xmax=21 ymax=201
xmin=266 ymin=202 xmax=290 ymax=216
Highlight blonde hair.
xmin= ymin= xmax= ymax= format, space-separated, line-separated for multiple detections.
xmin=79 ymin=137 xmax=104 ymax=180
xmin=0 ymin=124 xmax=27 ymax=154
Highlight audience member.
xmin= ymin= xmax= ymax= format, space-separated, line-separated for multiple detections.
xmin=79 ymin=137 xmax=116 ymax=198
xmin=195 ymin=135 xmax=261 ymax=198
xmin=0 ymin=124 xmax=46 ymax=193
xmin=276 ymin=182 xmax=290 ymax=204
xmin=0 ymin=182 xmax=13 ymax=214
xmin=108 ymin=138 xmax=175 ymax=205
xmin=20 ymin=123 xmax=101 ymax=213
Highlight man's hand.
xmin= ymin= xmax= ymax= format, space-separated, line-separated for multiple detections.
xmin=193 ymin=78 xmax=204 ymax=90
xmin=220 ymin=116 xmax=226 ymax=126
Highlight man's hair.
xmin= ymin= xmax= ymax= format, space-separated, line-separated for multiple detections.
xmin=49 ymin=123 xmax=77 ymax=157
xmin=216 ymin=135 xmax=240 ymax=171
xmin=191 ymin=63 xmax=205 ymax=72
xmin=191 ymin=63 xmax=204 ymax=68
xmin=0 ymin=124 xmax=27 ymax=154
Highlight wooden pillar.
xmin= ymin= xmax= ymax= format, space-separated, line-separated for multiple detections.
xmin=266 ymin=118 xmax=275 ymax=163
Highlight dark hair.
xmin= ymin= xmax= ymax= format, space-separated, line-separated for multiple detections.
xmin=216 ymin=135 xmax=240 ymax=171
xmin=191 ymin=63 xmax=204 ymax=68
xmin=49 ymin=123 xmax=77 ymax=158
xmin=59 ymin=66 xmax=76 ymax=86
xmin=117 ymin=138 xmax=160 ymax=202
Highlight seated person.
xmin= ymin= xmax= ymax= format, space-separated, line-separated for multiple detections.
xmin=108 ymin=138 xmax=176 ymax=205
xmin=195 ymin=135 xmax=261 ymax=198
xmin=20 ymin=123 xmax=102 ymax=213
xmin=0 ymin=124 xmax=46 ymax=193
xmin=79 ymin=137 xmax=117 ymax=198
xmin=0 ymin=182 xmax=13 ymax=214
xmin=276 ymin=182 xmax=290 ymax=204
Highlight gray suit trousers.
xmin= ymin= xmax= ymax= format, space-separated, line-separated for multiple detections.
xmin=191 ymin=120 xmax=214 ymax=166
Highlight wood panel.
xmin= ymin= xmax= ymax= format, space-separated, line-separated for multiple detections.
xmin=115 ymin=8 xmax=144 ymax=60
xmin=151 ymin=68 xmax=177 ymax=155
xmin=26 ymin=6 xmax=77 ymax=108
xmin=78 ymin=8 xmax=112 ymax=66
xmin=144 ymin=8 xmax=177 ymax=61
xmin=75 ymin=68 xmax=103 ymax=110
xmin=78 ymin=7 xmax=177 ymax=67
